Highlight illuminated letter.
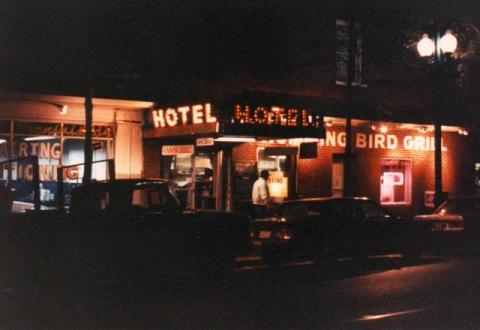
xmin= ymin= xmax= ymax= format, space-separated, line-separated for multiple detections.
xmin=151 ymin=109 xmax=166 ymax=128
xmin=414 ymin=136 xmax=426 ymax=150
xmin=234 ymin=105 xmax=250 ymax=123
xmin=337 ymin=132 xmax=346 ymax=147
xmin=30 ymin=143 xmax=39 ymax=156
xmin=404 ymin=136 xmax=414 ymax=150
xmin=192 ymin=104 xmax=204 ymax=124
xmin=52 ymin=164 xmax=58 ymax=181
xmin=51 ymin=143 xmax=61 ymax=159
xmin=25 ymin=164 xmax=33 ymax=181
xmin=19 ymin=142 xmax=28 ymax=157
xmin=301 ymin=110 xmax=309 ymax=127
xmin=39 ymin=164 xmax=49 ymax=181
xmin=254 ymin=107 xmax=267 ymax=124
xmin=387 ymin=135 xmax=398 ymax=149
xmin=177 ymin=106 xmax=190 ymax=125
xmin=66 ymin=166 xmax=79 ymax=180
xmin=165 ymin=108 xmax=178 ymax=127
xmin=40 ymin=143 xmax=50 ymax=159
xmin=205 ymin=103 xmax=217 ymax=123
xmin=287 ymin=109 xmax=298 ymax=126
xmin=326 ymin=131 xmax=336 ymax=147
xmin=356 ymin=133 xmax=367 ymax=148
xmin=271 ymin=107 xmax=284 ymax=125
xmin=266 ymin=110 xmax=275 ymax=125
xmin=374 ymin=134 xmax=386 ymax=149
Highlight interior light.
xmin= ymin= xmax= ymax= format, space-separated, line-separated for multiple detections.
xmin=380 ymin=125 xmax=388 ymax=134
xmin=58 ymin=104 xmax=68 ymax=115
xmin=52 ymin=103 xmax=68 ymax=115
xmin=0 ymin=139 xmax=6 ymax=144
xmin=214 ymin=136 xmax=256 ymax=142
xmin=24 ymin=136 xmax=57 ymax=141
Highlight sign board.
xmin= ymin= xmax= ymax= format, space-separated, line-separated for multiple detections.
xmin=196 ymin=137 xmax=215 ymax=147
xmin=268 ymin=171 xmax=288 ymax=198
xmin=162 ymin=145 xmax=194 ymax=156
xmin=13 ymin=122 xmax=114 ymax=138
xmin=336 ymin=19 xmax=363 ymax=86
xmin=424 ymin=191 xmax=435 ymax=208
xmin=223 ymin=103 xmax=325 ymax=139
xmin=150 ymin=103 xmax=217 ymax=128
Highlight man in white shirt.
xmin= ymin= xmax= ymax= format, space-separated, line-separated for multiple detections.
xmin=252 ymin=170 xmax=270 ymax=219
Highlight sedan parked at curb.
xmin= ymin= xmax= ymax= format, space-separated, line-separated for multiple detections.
xmin=414 ymin=196 xmax=480 ymax=251
xmin=250 ymin=197 xmax=427 ymax=265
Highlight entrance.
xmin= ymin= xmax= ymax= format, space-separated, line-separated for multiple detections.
xmin=161 ymin=152 xmax=216 ymax=210
xmin=332 ymin=154 xmax=344 ymax=197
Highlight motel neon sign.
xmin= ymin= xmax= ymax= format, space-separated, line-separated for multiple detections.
xmin=232 ymin=104 xmax=322 ymax=128
xmin=151 ymin=103 xmax=217 ymax=128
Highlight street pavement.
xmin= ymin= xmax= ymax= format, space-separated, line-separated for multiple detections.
xmin=1 ymin=253 xmax=480 ymax=329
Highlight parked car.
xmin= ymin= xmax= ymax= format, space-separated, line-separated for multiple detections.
xmin=3 ymin=179 xmax=250 ymax=283
xmin=413 ymin=196 xmax=480 ymax=250
xmin=250 ymin=197 xmax=427 ymax=265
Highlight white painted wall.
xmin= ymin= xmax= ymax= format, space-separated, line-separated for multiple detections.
xmin=114 ymin=122 xmax=143 ymax=178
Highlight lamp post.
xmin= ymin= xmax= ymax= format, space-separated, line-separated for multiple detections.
xmin=416 ymin=29 xmax=458 ymax=207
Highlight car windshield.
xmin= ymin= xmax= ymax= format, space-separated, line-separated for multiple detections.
xmin=131 ymin=185 xmax=179 ymax=212
xmin=278 ymin=202 xmax=320 ymax=219
xmin=434 ymin=198 xmax=480 ymax=215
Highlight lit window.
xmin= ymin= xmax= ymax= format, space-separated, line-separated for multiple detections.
xmin=380 ymin=159 xmax=412 ymax=205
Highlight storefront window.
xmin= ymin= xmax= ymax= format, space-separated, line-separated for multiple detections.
xmin=380 ymin=159 xmax=412 ymax=205
xmin=162 ymin=152 xmax=215 ymax=210
xmin=257 ymin=148 xmax=292 ymax=203
xmin=0 ymin=120 xmax=113 ymax=212
xmin=63 ymin=139 xmax=109 ymax=181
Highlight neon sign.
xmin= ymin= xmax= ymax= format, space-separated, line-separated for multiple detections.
xmin=232 ymin=104 xmax=322 ymax=129
xmin=151 ymin=103 xmax=217 ymax=128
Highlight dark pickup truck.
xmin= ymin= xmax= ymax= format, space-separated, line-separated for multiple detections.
xmin=2 ymin=179 xmax=250 ymax=282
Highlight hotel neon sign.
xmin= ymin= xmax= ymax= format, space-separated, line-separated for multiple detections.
xmin=151 ymin=103 xmax=217 ymax=128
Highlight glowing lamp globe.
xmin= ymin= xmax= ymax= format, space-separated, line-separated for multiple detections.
xmin=440 ymin=30 xmax=457 ymax=53
xmin=417 ymin=34 xmax=435 ymax=57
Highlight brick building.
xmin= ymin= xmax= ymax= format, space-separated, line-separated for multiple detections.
xmin=142 ymin=92 xmax=475 ymax=218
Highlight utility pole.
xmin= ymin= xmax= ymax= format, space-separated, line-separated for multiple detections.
xmin=343 ymin=13 xmax=356 ymax=197
xmin=83 ymin=87 xmax=93 ymax=184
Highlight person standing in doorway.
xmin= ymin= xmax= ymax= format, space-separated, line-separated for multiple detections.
xmin=252 ymin=170 xmax=270 ymax=219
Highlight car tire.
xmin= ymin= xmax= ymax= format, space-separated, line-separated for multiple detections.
xmin=313 ymin=245 xmax=337 ymax=269
xmin=352 ymin=247 xmax=369 ymax=268
xmin=262 ymin=247 xmax=286 ymax=266
xmin=401 ymin=248 xmax=422 ymax=263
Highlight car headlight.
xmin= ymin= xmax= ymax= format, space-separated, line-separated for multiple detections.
xmin=275 ymin=229 xmax=293 ymax=240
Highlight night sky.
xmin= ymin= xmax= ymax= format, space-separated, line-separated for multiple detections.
xmin=0 ymin=0 xmax=479 ymax=106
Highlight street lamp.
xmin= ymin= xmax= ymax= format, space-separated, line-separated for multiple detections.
xmin=417 ymin=30 xmax=457 ymax=60
xmin=416 ymin=29 xmax=458 ymax=207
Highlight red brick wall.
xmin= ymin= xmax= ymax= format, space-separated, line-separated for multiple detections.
xmin=231 ymin=126 xmax=475 ymax=217
xmin=141 ymin=124 xmax=475 ymax=217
